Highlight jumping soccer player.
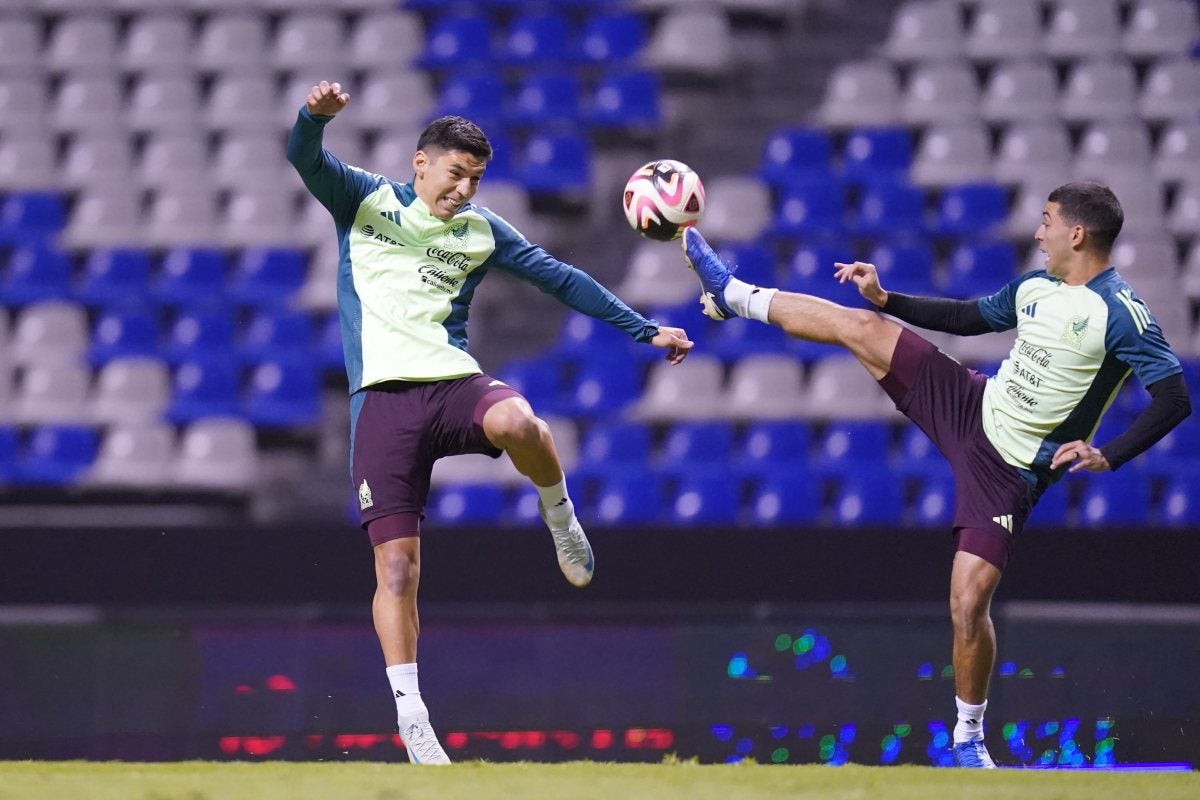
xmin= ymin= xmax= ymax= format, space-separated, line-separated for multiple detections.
xmin=683 ymin=181 xmax=1190 ymax=767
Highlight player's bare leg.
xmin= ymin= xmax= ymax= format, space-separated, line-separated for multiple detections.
xmin=949 ymin=550 xmax=1002 ymax=768
xmin=483 ymin=397 xmax=594 ymax=587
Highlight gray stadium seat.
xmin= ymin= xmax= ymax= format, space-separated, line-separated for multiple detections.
xmin=91 ymin=358 xmax=172 ymax=425
xmin=724 ymin=354 xmax=805 ymax=420
xmin=122 ymin=13 xmax=193 ymax=73
xmin=139 ymin=134 xmax=209 ymax=190
xmin=992 ymin=121 xmax=1072 ymax=189
xmin=61 ymin=134 xmax=135 ymax=191
xmin=1043 ymin=0 xmax=1122 ymax=60
xmin=1072 ymin=121 xmax=1153 ymax=183
xmin=1138 ymin=57 xmax=1200 ymax=123
xmin=147 ymin=187 xmax=221 ymax=247
xmin=469 ymin=180 xmax=548 ymax=248
xmin=222 ymin=189 xmax=295 ymax=248
xmin=206 ymin=75 xmax=280 ymax=133
xmin=1100 ymin=172 xmax=1167 ymax=236
xmin=196 ymin=13 xmax=270 ymax=71
xmin=350 ymin=73 xmax=435 ymax=132
xmin=816 ymin=60 xmax=902 ymax=128
xmin=964 ymin=0 xmax=1042 ymax=62
xmin=174 ymin=417 xmax=259 ymax=492
xmin=1167 ymin=180 xmax=1200 ymax=240
xmin=617 ymin=240 xmax=701 ymax=308
xmin=273 ymin=12 xmax=347 ymax=72
xmin=11 ymin=302 xmax=89 ymax=367
xmin=800 ymin=355 xmax=902 ymax=420
xmin=700 ymin=175 xmax=772 ymax=244
xmin=213 ymin=133 xmax=289 ymax=190
xmin=45 ymin=15 xmax=120 ymax=71
xmin=128 ymin=75 xmax=202 ymax=133
xmin=51 ymin=75 xmax=125 ymax=135
xmin=1110 ymin=234 xmax=1179 ymax=284
xmin=980 ymin=59 xmax=1059 ymax=123
xmin=901 ymin=61 xmax=981 ymax=125
xmin=0 ymin=16 xmax=42 ymax=72
xmin=14 ymin=362 xmax=92 ymax=425
xmin=644 ymin=7 xmax=734 ymax=77
xmin=909 ymin=122 xmax=993 ymax=187
xmin=1154 ymin=122 xmax=1200 ymax=187
xmin=0 ymin=134 xmax=58 ymax=191
xmin=633 ymin=355 xmax=726 ymax=422
xmin=883 ymin=0 xmax=965 ymax=62
xmin=1122 ymin=0 xmax=1200 ymax=59
xmin=1059 ymin=58 xmax=1138 ymax=123
xmin=62 ymin=188 xmax=145 ymax=249
xmin=85 ymin=423 xmax=177 ymax=489
xmin=347 ymin=11 xmax=424 ymax=69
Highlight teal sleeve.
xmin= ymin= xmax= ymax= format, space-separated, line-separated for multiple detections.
xmin=286 ymin=107 xmax=380 ymax=228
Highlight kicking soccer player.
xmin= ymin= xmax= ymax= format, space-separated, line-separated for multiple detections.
xmin=287 ymin=81 xmax=693 ymax=764
xmin=683 ymin=181 xmax=1190 ymax=767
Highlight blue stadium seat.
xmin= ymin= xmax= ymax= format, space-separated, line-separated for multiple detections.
xmin=759 ymin=126 xmax=834 ymax=188
xmin=660 ymin=421 xmax=735 ymax=468
xmin=563 ymin=357 xmax=640 ymax=418
xmin=841 ymin=127 xmax=913 ymax=185
xmin=167 ymin=358 xmax=241 ymax=423
xmin=501 ymin=12 xmax=571 ymax=65
xmin=747 ymin=474 xmax=821 ymax=525
xmin=580 ymin=12 xmax=647 ymax=64
xmin=317 ymin=311 xmax=344 ymax=370
xmin=589 ymin=469 xmax=663 ymax=525
xmin=154 ymin=248 xmax=229 ymax=309
xmin=89 ymin=309 xmax=159 ymax=365
xmin=162 ymin=308 xmax=235 ymax=365
xmin=830 ymin=468 xmax=902 ymax=525
xmin=942 ymin=242 xmax=1018 ymax=299
xmin=578 ymin=420 xmax=652 ymax=469
xmin=419 ymin=14 xmax=492 ymax=68
xmin=911 ymin=474 xmax=955 ymax=527
xmin=717 ymin=242 xmax=776 ymax=287
xmin=850 ymin=181 xmax=925 ymax=238
xmin=669 ymin=473 xmax=739 ymax=525
xmin=894 ymin=425 xmax=949 ymax=478
xmin=437 ymin=72 xmax=505 ymax=128
xmin=1 ymin=245 xmax=73 ymax=304
xmin=551 ymin=310 xmax=636 ymax=363
xmin=508 ymin=73 xmax=582 ymax=126
xmin=705 ymin=315 xmax=790 ymax=362
xmin=0 ymin=192 xmax=66 ymax=245
xmin=1159 ymin=471 xmax=1200 ymax=526
xmin=76 ymin=248 xmax=153 ymax=309
xmin=243 ymin=358 xmax=321 ymax=428
xmin=1077 ymin=471 xmax=1150 ymax=527
xmin=930 ymin=183 xmax=1008 ymax=238
xmin=496 ymin=355 xmax=566 ymax=416
xmin=483 ymin=130 xmax=516 ymax=183
xmin=1027 ymin=483 xmax=1071 ymax=528
xmin=230 ymin=248 xmax=307 ymax=309
xmin=814 ymin=421 xmax=892 ymax=476
xmin=781 ymin=243 xmax=856 ymax=295
xmin=238 ymin=310 xmax=314 ymax=364
xmin=642 ymin=301 xmax=712 ymax=354
xmin=868 ymin=240 xmax=938 ymax=297
xmin=586 ymin=70 xmax=662 ymax=130
xmin=771 ymin=181 xmax=846 ymax=239
xmin=1140 ymin=418 xmax=1200 ymax=474
xmin=430 ymin=483 xmax=506 ymax=525
xmin=736 ymin=421 xmax=813 ymax=477
xmin=0 ymin=426 xmax=19 ymax=484
xmin=16 ymin=425 xmax=98 ymax=485
xmin=517 ymin=132 xmax=591 ymax=196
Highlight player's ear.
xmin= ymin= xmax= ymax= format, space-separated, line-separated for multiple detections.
xmin=413 ymin=150 xmax=428 ymax=179
xmin=1070 ymin=223 xmax=1086 ymax=249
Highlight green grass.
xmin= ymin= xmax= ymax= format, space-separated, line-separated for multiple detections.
xmin=0 ymin=761 xmax=1196 ymax=800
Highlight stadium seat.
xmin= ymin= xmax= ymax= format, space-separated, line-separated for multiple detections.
xmin=911 ymin=474 xmax=955 ymax=527
xmin=139 ymin=135 xmax=209 ymax=191
xmin=508 ymin=73 xmax=582 ymax=126
xmin=11 ymin=301 xmax=89 ymax=367
xmin=0 ymin=193 xmax=66 ymax=247
xmin=735 ymin=420 xmax=812 ymax=477
xmin=850 ymin=181 xmax=926 ymax=238
xmin=704 ymin=316 xmax=790 ymax=363
xmin=1140 ymin=419 xmax=1200 ymax=474
xmin=122 ymin=13 xmax=192 ymax=73
xmin=910 ymin=123 xmax=993 ymax=188
xmin=51 ymin=75 xmax=126 ymax=137
xmin=771 ymin=181 xmax=846 ymax=239
xmin=168 ymin=359 xmax=241 ymax=424
xmin=46 ymin=14 xmax=119 ymax=71
xmin=930 ymin=183 xmax=1008 ymax=238
xmin=868 ymin=240 xmax=938 ymax=297
xmin=1059 ymin=59 xmax=1138 ymax=123
xmin=981 ymin=60 xmax=1060 ymax=123
xmin=814 ymin=420 xmax=892 ymax=476
xmin=901 ymin=61 xmax=981 ymax=125
xmin=562 ymin=357 xmax=640 ymax=418
xmin=162 ymin=309 xmax=235 ymax=365
xmin=1154 ymin=122 xmax=1200 ymax=187
xmin=352 ymin=73 xmax=435 ymax=132
xmin=238 ymin=311 xmax=314 ymax=364
xmin=13 ymin=362 xmax=91 ymax=426
xmin=1138 ymin=57 xmax=1200 ymax=123
xmin=1159 ymin=472 xmax=1200 ymax=526
xmin=419 ymin=14 xmax=492 ymax=67
xmin=0 ymin=77 xmax=48 ymax=136
xmin=0 ymin=245 xmax=72 ymax=304
xmin=668 ymin=473 xmax=739 ymax=525
xmin=495 ymin=355 xmax=567 ymax=416
xmin=758 ymin=127 xmax=834 ymax=188
xmin=75 ymin=249 xmax=153 ymax=311
xmin=883 ymin=0 xmax=965 ymax=62
xmin=347 ymin=11 xmax=424 ymax=69
xmin=61 ymin=134 xmax=134 ymax=192
xmin=616 ymin=241 xmax=701 ymax=307
xmin=942 ymin=242 xmax=1018 ymax=299
xmin=781 ymin=243 xmax=855 ymax=295
xmin=431 ymin=483 xmax=507 ymax=525
xmin=128 ymin=76 xmax=202 ymax=134
xmin=586 ymin=70 xmax=662 ymax=130
xmin=894 ymin=424 xmax=948 ymax=477
xmin=659 ymin=421 xmax=735 ymax=469
xmin=229 ymin=249 xmax=307 ymax=309
xmin=501 ymin=11 xmax=571 ymax=65
xmin=89 ymin=310 xmax=159 ymax=365
xmin=633 ymin=353 xmax=725 ymax=422
xmin=0 ymin=16 xmax=40 ymax=72
xmin=243 ymin=358 xmax=321 ymax=428
xmin=1073 ymin=121 xmax=1153 ymax=182
xmin=62 ymin=188 xmax=145 ymax=250
xmin=841 ymin=127 xmax=912 ymax=185
xmin=644 ymin=7 xmax=733 ymax=78
xmin=196 ymin=13 xmax=270 ymax=71
xmin=91 ymin=357 xmax=172 ymax=426
xmin=1026 ymin=482 xmax=1070 ymax=528
xmin=580 ymin=11 xmax=647 ymax=64
xmin=801 ymin=356 xmax=901 ymax=420
xmin=0 ymin=426 xmax=18 ymax=483
xmin=1044 ymin=0 xmax=1122 ymax=59
xmin=436 ymin=72 xmax=505 ymax=128
xmin=273 ymin=11 xmax=346 ymax=72
xmin=206 ymin=76 xmax=279 ymax=133
xmin=15 ymin=424 xmax=98 ymax=486
xmin=1109 ymin=234 xmax=1178 ymax=283
xmin=147 ymin=187 xmax=220 ymax=248
xmin=1122 ymin=0 xmax=1200 ymax=59
xmin=517 ymin=132 xmax=591 ymax=197
xmin=747 ymin=473 xmax=821 ymax=526
xmin=173 ymin=417 xmax=258 ymax=492
xmin=0 ymin=134 xmax=57 ymax=192
xmin=700 ymin=176 xmax=771 ymax=244
xmin=213 ymin=133 xmax=290 ymax=191
xmin=964 ymin=0 xmax=1042 ymax=62
xmin=588 ymin=470 xmax=663 ymax=526
xmin=1077 ymin=471 xmax=1150 ymax=527
xmin=830 ymin=467 xmax=902 ymax=526
xmin=85 ymin=423 xmax=177 ymax=489
xmin=993 ymin=122 xmax=1072 ymax=189
xmin=724 ymin=354 xmax=805 ymax=420
xmin=816 ymin=60 xmax=903 ymax=128
xmin=316 ymin=311 xmax=344 ymax=370
xmin=549 ymin=309 xmax=638 ymax=363
xmin=154 ymin=248 xmax=230 ymax=309
xmin=578 ymin=421 xmax=652 ymax=469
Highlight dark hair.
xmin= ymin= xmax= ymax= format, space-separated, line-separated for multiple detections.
xmin=416 ymin=116 xmax=492 ymax=162
xmin=1047 ymin=181 xmax=1124 ymax=255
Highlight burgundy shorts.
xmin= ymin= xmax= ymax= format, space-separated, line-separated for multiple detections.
xmin=350 ymin=373 xmax=522 ymax=543
xmin=878 ymin=329 xmax=1036 ymax=571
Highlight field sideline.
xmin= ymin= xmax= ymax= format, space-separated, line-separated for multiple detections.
xmin=0 ymin=761 xmax=1196 ymax=800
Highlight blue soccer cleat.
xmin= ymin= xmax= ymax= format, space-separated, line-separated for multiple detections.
xmin=683 ymin=228 xmax=736 ymax=321
xmin=952 ymin=738 xmax=997 ymax=769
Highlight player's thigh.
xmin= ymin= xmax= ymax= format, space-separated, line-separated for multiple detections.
xmin=351 ymin=387 xmax=435 ymax=524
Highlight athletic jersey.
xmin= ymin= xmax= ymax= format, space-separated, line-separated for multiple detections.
xmin=977 ymin=268 xmax=1181 ymax=484
xmin=286 ymin=108 xmax=659 ymax=391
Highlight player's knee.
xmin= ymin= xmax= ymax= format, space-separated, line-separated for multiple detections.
xmin=949 ymin=585 xmax=990 ymax=634
xmin=839 ymin=309 xmax=888 ymax=349
xmin=377 ymin=548 xmax=420 ymax=597
xmin=485 ymin=401 xmax=545 ymax=450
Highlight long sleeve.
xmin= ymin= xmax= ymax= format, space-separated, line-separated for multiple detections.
xmin=882 ymin=292 xmax=994 ymax=335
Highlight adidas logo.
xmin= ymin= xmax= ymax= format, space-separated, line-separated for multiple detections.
xmin=1020 ymin=302 xmax=1037 ymax=318
xmin=379 ymin=210 xmax=403 ymax=226
xmin=991 ymin=514 xmax=1013 ymax=534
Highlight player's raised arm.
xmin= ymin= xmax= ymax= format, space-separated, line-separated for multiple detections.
xmin=834 ymin=261 xmax=888 ymax=307
xmin=306 ymin=80 xmax=350 ymax=117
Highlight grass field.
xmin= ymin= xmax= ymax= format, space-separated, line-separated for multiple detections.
xmin=0 ymin=761 xmax=1196 ymax=800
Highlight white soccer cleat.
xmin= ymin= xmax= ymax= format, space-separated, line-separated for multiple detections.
xmin=539 ymin=501 xmax=594 ymax=588
xmin=399 ymin=711 xmax=451 ymax=765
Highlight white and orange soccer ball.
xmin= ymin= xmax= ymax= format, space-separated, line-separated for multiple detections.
xmin=622 ymin=159 xmax=705 ymax=242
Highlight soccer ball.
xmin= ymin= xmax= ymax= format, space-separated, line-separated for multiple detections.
xmin=622 ymin=159 xmax=705 ymax=242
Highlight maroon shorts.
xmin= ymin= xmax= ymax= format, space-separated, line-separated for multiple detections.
xmin=878 ymin=328 xmax=1036 ymax=570
xmin=350 ymin=373 xmax=522 ymax=543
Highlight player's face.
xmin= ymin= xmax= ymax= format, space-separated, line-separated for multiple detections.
xmin=413 ymin=148 xmax=486 ymax=220
xmin=1034 ymin=201 xmax=1081 ymax=278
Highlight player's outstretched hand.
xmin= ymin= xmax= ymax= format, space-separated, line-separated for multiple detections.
xmin=650 ymin=325 xmax=693 ymax=365
xmin=834 ymin=261 xmax=888 ymax=308
xmin=1050 ymin=440 xmax=1111 ymax=473
xmin=307 ymin=81 xmax=350 ymax=116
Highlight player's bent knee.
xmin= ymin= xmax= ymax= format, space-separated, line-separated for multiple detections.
xmin=376 ymin=547 xmax=420 ymax=597
xmin=483 ymin=398 xmax=545 ymax=449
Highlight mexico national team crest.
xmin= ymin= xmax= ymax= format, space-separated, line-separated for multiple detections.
xmin=1061 ymin=316 xmax=1089 ymax=348
xmin=358 ymin=479 xmax=374 ymax=510
xmin=444 ymin=221 xmax=470 ymax=249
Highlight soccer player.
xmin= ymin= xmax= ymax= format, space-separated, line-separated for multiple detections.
xmin=287 ymin=81 xmax=693 ymax=764
xmin=683 ymin=181 xmax=1191 ymax=768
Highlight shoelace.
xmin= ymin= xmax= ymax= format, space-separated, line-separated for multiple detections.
xmin=403 ymin=722 xmax=447 ymax=763
xmin=551 ymin=523 xmax=590 ymax=564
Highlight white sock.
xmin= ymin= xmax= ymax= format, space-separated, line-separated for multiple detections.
xmin=953 ymin=696 xmax=987 ymax=743
xmin=536 ymin=477 xmax=574 ymax=527
xmin=387 ymin=663 xmax=426 ymax=722
xmin=722 ymin=277 xmax=779 ymax=323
